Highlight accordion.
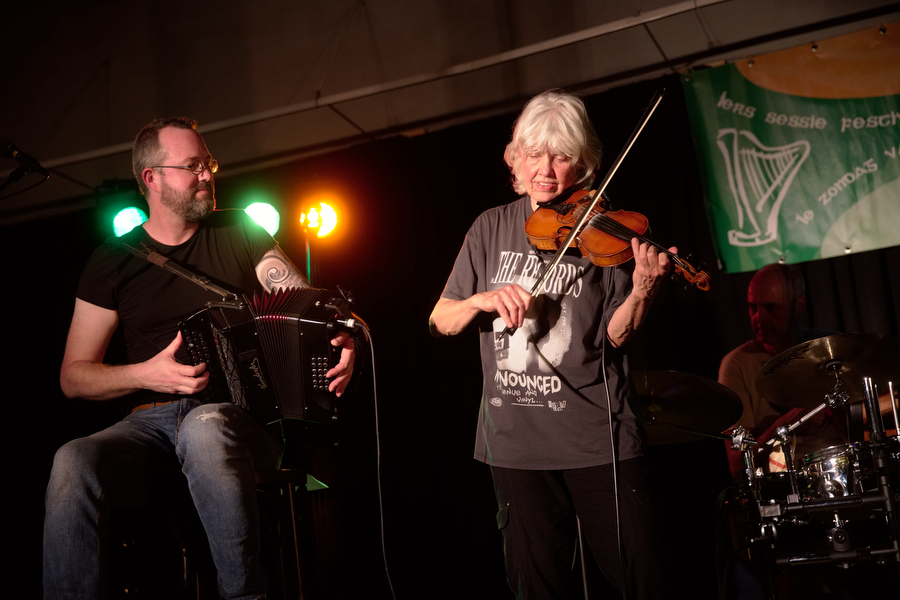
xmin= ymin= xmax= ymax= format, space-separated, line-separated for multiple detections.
xmin=179 ymin=287 xmax=351 ymax=425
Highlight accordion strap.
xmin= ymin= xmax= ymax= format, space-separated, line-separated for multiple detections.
xmin=121 ymin=241 xmax=238 ymax=300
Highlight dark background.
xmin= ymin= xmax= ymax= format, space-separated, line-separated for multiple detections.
xmin=9 ymin=75 xmax=900 ymax=599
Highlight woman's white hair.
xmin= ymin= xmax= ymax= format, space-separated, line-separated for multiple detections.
xmin=503 ymin=89 xmax=602 ymax=196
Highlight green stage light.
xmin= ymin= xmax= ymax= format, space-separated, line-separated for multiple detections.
xmin=113 ymin=206 xmax=148 ymax=237
xmin=96 ymin=180 xmax=147 ymax=237
xmin=245 ymin=202 xmax=280 ymax=236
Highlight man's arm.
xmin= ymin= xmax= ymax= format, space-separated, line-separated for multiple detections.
xmin=59 ymin=299 xmax=209 ymax=401
xmin=255 ymin=246 xmax=311 ymax=292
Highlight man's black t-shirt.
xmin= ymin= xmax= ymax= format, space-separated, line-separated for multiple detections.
xmin=75 ymin=209 xmax=276 ymax=406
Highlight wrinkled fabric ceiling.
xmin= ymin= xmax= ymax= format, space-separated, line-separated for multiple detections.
xmin=2 ymin=0 xmax=898 ymax=225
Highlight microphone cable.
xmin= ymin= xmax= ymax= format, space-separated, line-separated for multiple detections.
xmin=600 ymin=268 xmax=628 ymax=599
xmin=348 ymin=321 xmax=398 ymax=600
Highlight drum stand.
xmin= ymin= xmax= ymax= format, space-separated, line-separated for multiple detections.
xmin=732 ymin=377 xmax=900 ymax=597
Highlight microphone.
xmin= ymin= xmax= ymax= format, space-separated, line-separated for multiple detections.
xmin=1 ymin=140 xmax=50 ymax=177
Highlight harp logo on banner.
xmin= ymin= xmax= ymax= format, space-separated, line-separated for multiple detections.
xmin=717 ymin=129 xmax=810 ymax=248
xmin=682 ymin=24 xmax=900 ymax=273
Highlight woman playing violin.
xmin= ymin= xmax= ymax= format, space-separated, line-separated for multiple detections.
xmin=429 ymin=89 xmax=673 ymax=599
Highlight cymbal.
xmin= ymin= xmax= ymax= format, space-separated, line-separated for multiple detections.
xmin=632 ymin=370 xmax=742 ymax=445
xmin=755 ymin=333 xmax=900 ymax=409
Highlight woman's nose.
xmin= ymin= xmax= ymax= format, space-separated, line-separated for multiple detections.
xmin=537 ymin=153 xmax=551 ymax=173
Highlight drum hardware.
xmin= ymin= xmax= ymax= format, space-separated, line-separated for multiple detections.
xmin=755 ymin=475 xmax=900 ymax=570
xmin=755 ymin=395 xmax=852 ymax=504
xmin=720 ymin=335 xmax=900 ymax=596
xmin=847 ymin=388 xmax=900 ymax=441
xmin=731 ymin=426 xmax=758 ymax=462
xmin=862 ymin=377 xmax=900 ymax=561
xmin=773 ymin=543 xmax=900 ymax=568
xmin=890 ymin=382 xmax=900 ymax=438
xmin=823 ymin=360 xmax=852 ymax=408
xmin=730 ymin=427 xmax=765 ymax=502
xmin=630 ymin=354 xmax=900 ymax=580
xmin=829 ymin=514 xmax=851 ymax=553
xmin=757 ymin=376 xmax=850 ymax=454
xmin=743 ymin=334 xmax=900 ymax=580
xmin=743 ymin=377 xmax=900 ymax=578
xmin=864 ymin=377 xmax=888 ymax=441
xmin=771 ymin=424 xmax=801 ymax=503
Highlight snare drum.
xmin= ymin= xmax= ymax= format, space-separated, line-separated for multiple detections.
xmin=798 ymin=443 xmax=872 ymax=500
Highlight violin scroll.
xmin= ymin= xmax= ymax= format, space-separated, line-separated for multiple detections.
xmin=670 ymin=255 xmax=711 ymax=291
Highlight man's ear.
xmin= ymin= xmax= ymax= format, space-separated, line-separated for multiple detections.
xmin=795 ymin=294 xmax=807 ymax=314
xmin=142 ymin=167 xmax=159 ymax=194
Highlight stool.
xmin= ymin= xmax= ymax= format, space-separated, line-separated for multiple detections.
xmin=108 ymin=488 xmax=213 ymax=599
xmin=109 ymin=471 xmax=329 ymax=600
xmin=256 ymin=470 xmax=331 ymax=600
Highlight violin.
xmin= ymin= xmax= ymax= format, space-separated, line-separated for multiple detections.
xmin=498 ymin=89 xmax=708 ymax=338
xmin=524 ymin=190 xmax=711 ymax=291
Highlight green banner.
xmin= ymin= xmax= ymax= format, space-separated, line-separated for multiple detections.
xmin=681 ymin=30 xmax=900 ymax=273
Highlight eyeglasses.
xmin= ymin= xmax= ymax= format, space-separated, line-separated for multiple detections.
xmin=151 ymin=158 xmax=218 ymax=175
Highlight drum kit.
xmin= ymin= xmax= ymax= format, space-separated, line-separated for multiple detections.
xmin=633 ymin=333 xmax=900 ymax=589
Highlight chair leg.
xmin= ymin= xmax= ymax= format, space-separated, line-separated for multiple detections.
xmin=108 ymin=505 xmax=212 ymax=600
xmin=257 ymin=471 xmax=309 ymax=600
xmin=285 ymin=482 xmax=304 ymax=598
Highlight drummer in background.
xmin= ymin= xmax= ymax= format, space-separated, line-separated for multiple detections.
xmin=718 ymin=263 xmax=844 ymax=479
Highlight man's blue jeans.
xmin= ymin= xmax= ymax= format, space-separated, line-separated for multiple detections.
xmin=42 ymin=400 xmax=282 ymax=600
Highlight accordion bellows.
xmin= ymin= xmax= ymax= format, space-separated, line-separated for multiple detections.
xmin=180 ymin=287 xmax=350 ymax=424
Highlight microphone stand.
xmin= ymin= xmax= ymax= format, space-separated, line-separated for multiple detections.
xmin=0 ymin=165 xmax=48 ymax=195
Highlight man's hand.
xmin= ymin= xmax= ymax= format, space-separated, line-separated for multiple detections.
xmin=327 ymin=331 xmax=356 ymax=396
xmin=61 ymin=298 xmax=210 ymax=401
xmin=135 ymin=331 xmax=210 ymax=396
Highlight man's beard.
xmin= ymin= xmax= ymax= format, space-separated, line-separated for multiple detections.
xmin=160 ymin=181 xmax=215 ymax=222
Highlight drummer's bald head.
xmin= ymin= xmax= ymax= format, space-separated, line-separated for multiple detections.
xmin=748 ymin=263 xmax=807 ymax=352
xmin=754 ymin=263 xmax=805 ymax=304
